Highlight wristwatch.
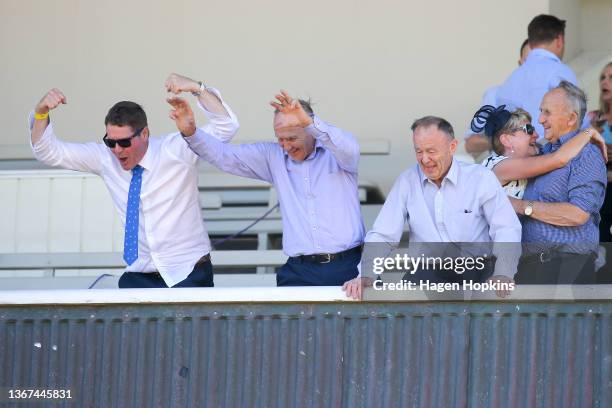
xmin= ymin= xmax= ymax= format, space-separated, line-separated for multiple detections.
xmin=524 ymin=201 xmax=534 ymax=216
xmin=191 ymin=81 xmax=207 ymax=96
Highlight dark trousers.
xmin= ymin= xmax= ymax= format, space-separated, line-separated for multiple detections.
xmin=515 ymin=252 xmax=596 ymax=284
xmin=599 ymin=182 xmax=612 ymax=283
xmin=276 ymin=247 xmax=361 ymax=286
xmin=118 ymin=258 xmax=214 ymax=288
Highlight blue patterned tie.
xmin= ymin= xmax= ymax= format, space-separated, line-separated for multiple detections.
xmin=123 ymin=165 xmax=143 ymax=265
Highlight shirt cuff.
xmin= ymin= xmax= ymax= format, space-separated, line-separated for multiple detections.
xmin=28 ymin=111 xmax=54 ymax=151
xmin=304 ymin=115 xmax=329 ymax=140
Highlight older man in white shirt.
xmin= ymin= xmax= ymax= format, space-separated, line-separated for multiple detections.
xmin=343 ymin=116 xmax=522 ymax=299
xmin=29 ymin=73 xmax=239 ymax=288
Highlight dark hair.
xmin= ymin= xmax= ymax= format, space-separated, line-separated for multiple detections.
xmin=520 ymin=38 xmax=529 ymax=56
xmin=471 ymin=106 xmax=532 ymax=155
xmin=528 ymin=14 xmax=566 ymax=46
xmin=105 ymin=101 xmax=148 ymax=130
xmin=411 ymin=116 xmax=454 ymax=139
xmin=274 ymin=98 xmax=315 ymax=117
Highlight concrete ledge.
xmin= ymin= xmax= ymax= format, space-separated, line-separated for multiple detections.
xmin=0 ymin=286 xmax=352 ymax=305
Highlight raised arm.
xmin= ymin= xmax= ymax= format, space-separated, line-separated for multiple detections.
xmin=270 ymin=90 xmax=359 ymax=171
xmin=492 ymin=128 xmax=607 ymax=185
xmin=165 ymin=73 xmax=239 ymax=141
xmin=29 ymin=89 xmax=105 ymax=173
xmin=32 ymin=88 xmax=66 ymax=145
xmin=167 ymin=96 xmax=273 ymax=182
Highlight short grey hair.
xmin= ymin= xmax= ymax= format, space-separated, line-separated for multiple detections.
xmin=411 ymin=116 xmax=455 ymax=140
xmin=555 ymin=80 xmax=587 ymax=127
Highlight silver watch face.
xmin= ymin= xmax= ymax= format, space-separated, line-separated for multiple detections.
xmin=524 ymin=205 xmax=533 ymax=216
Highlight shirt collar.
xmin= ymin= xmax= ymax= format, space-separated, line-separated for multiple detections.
xmin=136 ymin=141 xmax=153 ymax=171
xmin=527 ymin=48 xmax=561 ymax=63
xmin=419 ymin=158 xmax=458 ymax=186
xmin=547 ymin=128 xmax=580 ymax=151
xmin=559 ymin=128 xmax=581 ymax=145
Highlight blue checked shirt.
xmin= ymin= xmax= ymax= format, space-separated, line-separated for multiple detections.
xmin=522 ymin=129 xmax=607 ymax=253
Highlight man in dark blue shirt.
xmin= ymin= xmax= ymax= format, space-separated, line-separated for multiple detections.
xmin=511 ymin=81 xmax=606 ymax=284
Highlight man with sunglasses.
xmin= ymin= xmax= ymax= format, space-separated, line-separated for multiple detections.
xmin=29 ymin=73 xmax=239 ymax=288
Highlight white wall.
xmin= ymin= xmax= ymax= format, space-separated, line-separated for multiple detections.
xmin=550 ymin=0 xmax=583 ymax=61
xmin=2 ymin=0 xmax=550 ymax=192
xmin=581 ymin=0 xmax=612 ymax=54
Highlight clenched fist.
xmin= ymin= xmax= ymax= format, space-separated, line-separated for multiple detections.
xmin=164 ymin=73 xmax=200 ymax=95
xmin=35 ymin=88 xmax=67 ymax=114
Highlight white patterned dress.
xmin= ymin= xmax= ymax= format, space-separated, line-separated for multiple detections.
xmin=482 ymin=154 xmax=527 ymax=199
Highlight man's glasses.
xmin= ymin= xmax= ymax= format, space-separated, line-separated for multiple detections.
xmin=511 ymin=123 xmax=535 ymax=135
xmin=103 ymin=128 xmax=143 ymax=148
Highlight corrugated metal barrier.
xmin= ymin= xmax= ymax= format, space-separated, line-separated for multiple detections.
xmin=0 ymin=293 xmax=611 ymax=407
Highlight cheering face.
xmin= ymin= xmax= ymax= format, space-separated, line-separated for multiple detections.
xmin=106 ymin=125 xmax=148 ymax=170
xmin=539 ymin=89 xmax=577 ymax=143
xmin=504 ymin=120 xmax=539 ymax=158
xmin=413 ymin=125 xmax=457 ymax=187
xmin=601 ymin=65 xmax=612 ymax=104
xmin=273 ymin=113 xmax=315 ymax=162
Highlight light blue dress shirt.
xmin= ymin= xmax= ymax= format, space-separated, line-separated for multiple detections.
xmin=364 ymin=159 xmax=522 ymax=278
xmin=495 ymin=48 xmax=578 ymax=143
xmin=185 ymin=116 xmax=365 ymax=257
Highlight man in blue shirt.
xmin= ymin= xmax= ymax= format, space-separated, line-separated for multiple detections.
xmin=495 ymin=14 xmax=578 ymax=144
xmin=167 ymin=91 xmax=365 ymax=287
xmin=511 ymin=82 xmax=607 ymax=284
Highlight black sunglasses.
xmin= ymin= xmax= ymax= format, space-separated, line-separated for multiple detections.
xmin=511 ymin=123 xmax=535 ymax=135
xmin=103 ymin=128 xmax=143 ymax=148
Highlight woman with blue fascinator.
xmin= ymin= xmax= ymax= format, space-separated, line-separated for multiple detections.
xmin=470 ymin=105 xmax=606 ymax=198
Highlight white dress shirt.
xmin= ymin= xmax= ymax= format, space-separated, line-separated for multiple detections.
xmin=365 ymin=159 xmax=522 ymax=278
xmin=184 ymin=116 xmax=365 ymax=257
xmin=29 ymin=89 xmax=239 ymax=287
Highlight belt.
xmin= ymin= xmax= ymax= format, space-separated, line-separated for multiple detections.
xmin=521 ymin=250 xmax=588 ymax=264
xmin=290 ymin=245 xmax=362 ymax=264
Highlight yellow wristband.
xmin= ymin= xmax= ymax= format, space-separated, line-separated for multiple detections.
xmin=34 ymin=112 xmax=49 ymax=120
